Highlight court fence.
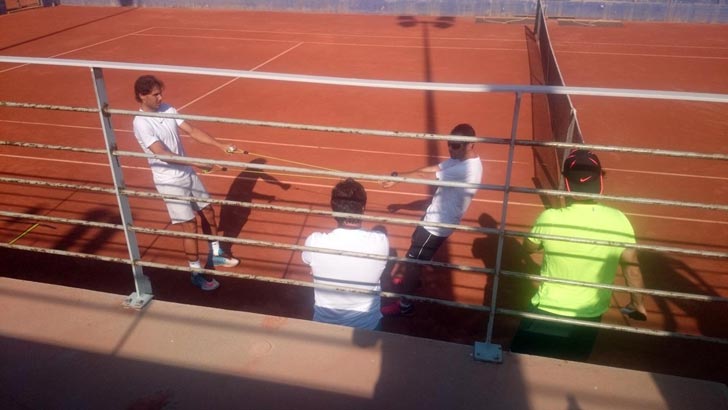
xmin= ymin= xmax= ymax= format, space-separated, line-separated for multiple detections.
xmin=1 ymin=54 xmax=727 ymax=363
xmin=9 ymin=0 xmax=727 ymax=23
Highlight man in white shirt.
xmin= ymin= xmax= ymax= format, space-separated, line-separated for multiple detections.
xmin=302 ymin=178 xmax=389 ymax=330
xmin=133 ymin=75 xmax=239 ymax=291
xmin=380 ymin=123 xmax=484 ymax=315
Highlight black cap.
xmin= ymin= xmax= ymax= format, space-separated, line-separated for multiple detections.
xmin=562 ymin=149 xmax=603 ymax=194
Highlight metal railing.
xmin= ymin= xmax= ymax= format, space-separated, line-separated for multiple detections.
xmin=1 ymin=55 xmax=727 ymax=364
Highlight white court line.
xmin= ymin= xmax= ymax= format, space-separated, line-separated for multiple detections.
xmin=178 ymin=42 xmax=304 ymax=110
xmin=0 ymin=119 xmax=524 ymax=164
xmin=147 ymin=26 xmax=527 ymax=43
xmin=0 ymin=119 xmax=102 ymax=131
xmin=555 ymin=40 xmax=728 ymax=51
xmin=135 ymin=33 xmax=523 ymax=52
xmin=136 ymin=33 xmax=313 ymax=45
xmin=49 ymin=27 xmax=154 ymax=59
xmin=1 ymin=120 xmax=722 ymax=174
xmin=0 ymin=28 xmax=154 ymax=75
xmin=251 ymin=41 xmax=305 ymax=70
xmin=610 ymin=168 xmax=728 ymax=182
xmin=558 ymin=50 xmax=728 ymax=61
xmin=2 ymin=153 xmax=726 ymax=226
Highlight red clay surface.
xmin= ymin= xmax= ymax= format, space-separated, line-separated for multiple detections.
xmin=1 ymin=6 xmax=727 ymax=384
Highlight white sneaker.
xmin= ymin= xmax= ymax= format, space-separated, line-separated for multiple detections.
xmin=212 ymin=253 xmax=239 ymax=268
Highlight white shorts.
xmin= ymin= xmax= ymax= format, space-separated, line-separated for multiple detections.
xmin=154 ymin=173 xmax=211 ymax=224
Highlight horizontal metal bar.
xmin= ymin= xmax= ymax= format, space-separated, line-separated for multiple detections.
xmin=4 ymin=208 xmax=726 ymax=303
xmin=1 ymin=55 xmax=727 ymax=103
xmin=497 ymin=307 xmax=728 ymax=345
xmin=2 ymin=240 xmax=725 ymax=345
xmin=2 ymin=173 xmax=726 ymax=260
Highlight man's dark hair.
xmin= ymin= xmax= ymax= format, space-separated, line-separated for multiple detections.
xmin=450 ymin=123 xmax=476 ymax=137
xmin=331 ymin=178 xmax=367 ymax=225
xmin=134 ymin=75 xmax=164 ymax=103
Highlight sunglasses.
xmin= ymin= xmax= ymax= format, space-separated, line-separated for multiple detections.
xmin=448 ymin=142 xmax=464 ymax=149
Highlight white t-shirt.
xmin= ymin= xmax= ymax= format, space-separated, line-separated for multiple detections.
xmin=132 ymin=103 xmax=192 ymax=183
xmin=302 ymin=227 xmax=389 ymax=330
xmin=424 ymin=157 xmax=483 ymax=237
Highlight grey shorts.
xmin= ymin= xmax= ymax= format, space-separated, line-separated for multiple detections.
xmin=154 ymin=173 xmax=211 ymax=224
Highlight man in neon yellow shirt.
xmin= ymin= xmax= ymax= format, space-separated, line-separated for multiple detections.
xmin=510 ymin=149 xmax=647 ymax=361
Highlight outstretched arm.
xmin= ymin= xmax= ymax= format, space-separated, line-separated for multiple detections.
xmin=380 ymin=164 xmax=441 ymax=188
xmin=620 ymin=247 xmax=648 ymax=320
xmin=179 ymin=121 xmax=237 ymax=154
xmin=146 ymin=140 xmax=215 ymax=172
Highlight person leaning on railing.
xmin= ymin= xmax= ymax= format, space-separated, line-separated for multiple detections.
xmin=510 ymin=149 xmax=647 ymax=362
xmin=378 ymin=123 xmax=484 ymax=317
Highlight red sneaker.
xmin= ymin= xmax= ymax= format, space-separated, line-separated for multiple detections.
xmin=391 ymin=272 xmax=405 ymax=286
xmin=381 ymin=300 xmax=414 ymax=316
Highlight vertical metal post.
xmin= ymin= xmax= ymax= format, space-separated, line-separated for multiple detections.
xmin=558 ymin=107 xmax=579 ymax=191
xmin=91 ymin=67 xmax=153 ymax=309
xmin=474 ymin=92 xmax=522 ymax=363
xmin=534 ymin=0 xmax=543 ymax=38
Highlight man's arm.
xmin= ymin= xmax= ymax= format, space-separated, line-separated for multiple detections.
xmin=146 ymin=141 xmax=213 ymax=172
xmin=619 ymin=247 xmax=648 ymax=320
xmin=380 ymin=164 xmax=441 ymax=188
xmin=179 ymin=121 xmax=236 ymax=154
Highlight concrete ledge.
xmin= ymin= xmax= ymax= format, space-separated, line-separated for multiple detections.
xmin=1 ymin=277 xmax=726 ymax=409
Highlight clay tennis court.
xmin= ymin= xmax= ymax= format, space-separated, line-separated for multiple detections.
xmin=1 ymin=3 xmax=727 ymax=390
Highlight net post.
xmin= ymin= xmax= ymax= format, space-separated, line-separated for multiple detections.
xmin=90 ymin=67 xmax=153 ymax=309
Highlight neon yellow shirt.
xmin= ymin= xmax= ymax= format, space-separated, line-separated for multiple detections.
xmin=529 ymin=202 xmax=635 ymax=318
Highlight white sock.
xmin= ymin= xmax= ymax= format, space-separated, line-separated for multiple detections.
xmin=189 ymin=259 xmax=202 ymax=275
xmin=211 ymin=241 xmax=221 ymax=256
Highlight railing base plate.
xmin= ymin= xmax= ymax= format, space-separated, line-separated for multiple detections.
xmin=123 ymin=292 xmax=153 ymax=309
xmin=474 ymin=342 xmax=503 ymax=363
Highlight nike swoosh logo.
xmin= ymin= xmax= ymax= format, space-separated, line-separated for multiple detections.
xmin=580 ymin=176 xmax=592 ymax=182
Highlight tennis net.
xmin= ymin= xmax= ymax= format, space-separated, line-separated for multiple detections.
xmin=530 ymin=0 xmax=585 ymax=207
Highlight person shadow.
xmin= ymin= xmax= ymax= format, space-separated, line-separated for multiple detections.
xmin=637 ymin=250 xmax=724 ymax=338
xmin=213 ymin=158 xmax=290 ymax=256
xmin=471 ymin=213 xmax=539 ymax=345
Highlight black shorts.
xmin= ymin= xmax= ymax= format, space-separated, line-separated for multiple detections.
xmin=406 ymin=225 xmax=448 ymax=261
xmin=510 ymin=304 xmax=602 ymax=362
xmin=390 ymin=226 xmax=448 ymax=293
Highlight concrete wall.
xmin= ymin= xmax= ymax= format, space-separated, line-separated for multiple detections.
xmin=47 ymin=0 xmax=728 ymax=23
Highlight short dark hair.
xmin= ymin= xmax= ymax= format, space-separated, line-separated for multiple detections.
xmin=450 ymin=123 xmax=476 ymax=137
xmin=134 ymin=75 xmax=164 ymax=103
xmin=331 ymin=178 xmax=367 ymax=225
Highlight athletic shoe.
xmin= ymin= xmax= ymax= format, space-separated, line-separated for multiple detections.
xmin=381 ymin=300 xmax=414 ymax=316
xmin=191 ymin=273 xmax=220 ymax=291
xmin=211 ymin=253 xmax=240 ymax=268
xmin=391 ymin=272 xmax=405 ymax=286
xmin=390 ymin=272 xmax=422 ymax=289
